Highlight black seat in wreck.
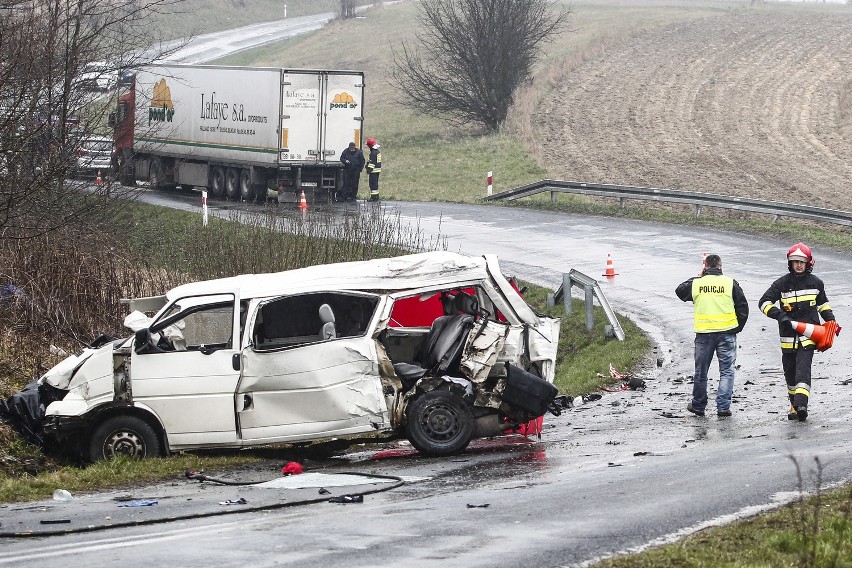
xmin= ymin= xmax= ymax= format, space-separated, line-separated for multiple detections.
xmin=393 ymin=314 xmax=475 ymax=387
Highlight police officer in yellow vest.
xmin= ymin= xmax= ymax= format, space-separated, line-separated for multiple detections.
xmin=676 ymin=254 xmax=749 ymax=417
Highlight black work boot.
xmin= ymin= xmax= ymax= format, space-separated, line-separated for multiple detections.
xmin=796 ymin=406 xmax=808 ymax=422
xmin=787 ymin=404 xmax=798 ymax=421
xmin=687 ymin=403 xmax=705 ymax=417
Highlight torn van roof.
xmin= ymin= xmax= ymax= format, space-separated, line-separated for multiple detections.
xmin=162 ymin=251 xmax=538 ymax=322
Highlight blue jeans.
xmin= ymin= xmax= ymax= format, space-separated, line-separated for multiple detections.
xmin=692 ymin=332 xmax=737 ymax=412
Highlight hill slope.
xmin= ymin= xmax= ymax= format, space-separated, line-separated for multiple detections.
xmin=536 ymin=9 xmax=852 ymax=210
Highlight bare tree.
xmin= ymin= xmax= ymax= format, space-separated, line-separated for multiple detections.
xmin=0 ymin=0 xmax=182 ymax=241
xmin=391 ymin=0 xmax=567 ymax=132
xmin=340 ymin=0 xmax=356 ymax=18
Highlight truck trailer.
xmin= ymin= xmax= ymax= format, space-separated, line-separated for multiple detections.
xmin=110 ymin=64 xmax=365 ymax=203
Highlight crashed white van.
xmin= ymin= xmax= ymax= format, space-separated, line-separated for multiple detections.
xmin=40 ymin=252 xmax=561 ymax=461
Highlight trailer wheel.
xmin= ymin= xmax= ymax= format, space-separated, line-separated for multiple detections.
xmin=210 ymin=166 xmax=226 ymax=198
xmin=239 ymin=169 xmax=254 ymax=201
xmin=225 ymin=168 xmax=240 ymax=200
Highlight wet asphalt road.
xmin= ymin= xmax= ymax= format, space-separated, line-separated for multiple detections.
xmin=4 ymin=194 xmax=848 ymax=567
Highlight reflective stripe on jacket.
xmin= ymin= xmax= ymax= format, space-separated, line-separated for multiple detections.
xmin=366 ymin=148 xmax=382 ymax=174
xmin=759 ymin=272 xmax=834 ymax=352
xmin=691 ymin=274 xmax=738 ymax=332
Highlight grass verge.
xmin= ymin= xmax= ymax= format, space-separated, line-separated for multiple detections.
xmin=595 ymin=482 xmax=852 ymax=568
xmin=522 ymin=280 xmax=651 ymax=396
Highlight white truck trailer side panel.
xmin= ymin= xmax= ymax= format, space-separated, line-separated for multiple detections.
xmin=135 ymin=65 xmax=282 ymax=166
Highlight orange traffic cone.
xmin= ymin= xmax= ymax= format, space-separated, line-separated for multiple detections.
xmin=790 ymin=320 xmax=842 ymax=352
xmin=298 ymin=189 xmax=308 ymax=209
xmin=95 ymin=170 xmax=103 ymax=186
xmin=602 ymin=253 xmax=618 ymax=277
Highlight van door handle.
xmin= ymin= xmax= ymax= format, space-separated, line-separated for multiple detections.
xmin=232 ymin=354 xmax=240 ymax=371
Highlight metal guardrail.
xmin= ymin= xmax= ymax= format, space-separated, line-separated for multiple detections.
xmin=485 ymin=179 xmax=852 ymax=227
xmin=547 ymin=269 xmax=625 ymax=341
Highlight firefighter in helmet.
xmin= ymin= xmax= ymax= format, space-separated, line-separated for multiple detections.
xmin=365 ymin=137 xmax=382 ymax=202
xmin=758 ymin=243 xmax=836 ymax=422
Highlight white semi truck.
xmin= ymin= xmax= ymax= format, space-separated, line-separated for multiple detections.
xmin=110 ymin=64 xmax=365 ymax=203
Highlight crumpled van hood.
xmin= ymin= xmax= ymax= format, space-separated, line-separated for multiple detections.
xmin=38 ymin=338 xmax=129 ymax=391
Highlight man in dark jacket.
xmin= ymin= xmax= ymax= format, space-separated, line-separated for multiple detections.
xmin=676 ymin=254 xmax=749 ymax=417
xmin=759 ymin=242 xmax=836 ymax=422
xmin=339 ymin=142 xmax=365 ymax=202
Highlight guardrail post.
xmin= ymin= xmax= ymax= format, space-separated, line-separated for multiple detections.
xmin=695 ymin=204 xmax=702 ymax=218
xmin=619 ymin=197 xmax=626 ymax=209
xmin=562 ymin=272 xmax=572 ymax=314
xmin=551 ymin=191 xmax=557 ymax=203
xmin=584 ymin=285 xmax=594 ymax=332
xmin=552 ymin=270 xmax=626 ymax=341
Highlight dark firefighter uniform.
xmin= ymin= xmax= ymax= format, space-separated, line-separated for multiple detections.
xmin=759 ymin=272 xmax=834 ymax=415
xmin=366 ymin=143 xmax=382 ymax=202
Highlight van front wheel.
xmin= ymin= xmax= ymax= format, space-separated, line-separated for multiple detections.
xmin=89 ymin=416 xmax=161 ymax=462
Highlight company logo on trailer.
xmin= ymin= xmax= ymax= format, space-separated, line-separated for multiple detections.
xmin=149 ymin=78 xmax=175 ymax=124
xmin=330 ymin=92 xmax=358 ymax=110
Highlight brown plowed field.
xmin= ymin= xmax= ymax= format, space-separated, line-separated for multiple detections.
xmin=536 ymin=10 xmax=852 ymax=211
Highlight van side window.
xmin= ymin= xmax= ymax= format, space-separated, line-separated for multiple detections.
xmin=153 ymin=294 xmax=235 ymax=351
xmin=178 ymin=305 xmax=233 ymax=348
xmin=253 ymin=293 xmax=379 ymax=350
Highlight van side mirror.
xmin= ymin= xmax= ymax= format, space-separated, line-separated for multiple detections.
xmin=108 ymin=112 xmax=116 ymax=127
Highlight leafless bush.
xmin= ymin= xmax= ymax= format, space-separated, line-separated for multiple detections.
xmin=172 ymin=205 xmax=444 ymax=280
xmin=391 ymin=0 xmax=568 ymax=132
xmin=788 ymin=455 xmax=852 ymax=568
xmin=340 ymin=0 xmax=356 ymax=18
xmin=0 ymin=227 xmax=184 ymax=353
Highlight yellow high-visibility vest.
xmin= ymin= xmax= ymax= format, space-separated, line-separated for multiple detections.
xmin=691 ymin=274 xmax=737 ymax=332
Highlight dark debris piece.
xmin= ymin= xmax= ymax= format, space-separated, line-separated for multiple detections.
xmin=466 ymin=503 xmax=490 ymax=508
xmin=318 ymin=488 xmax=331 ymax=495
xmin=328 ymin=494 xmax=363 ymax=504
xmin=218 ymin=498 xmax=248 ymax=505
xmin=547 ymin=395 xmax=574 ymax=416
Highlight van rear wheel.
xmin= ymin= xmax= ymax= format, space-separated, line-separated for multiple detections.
xmin=89 ymin=416 xmax=161 ymax=462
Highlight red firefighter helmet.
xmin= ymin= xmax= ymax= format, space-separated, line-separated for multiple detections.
xmin=787 ymin=242 xmax=814 ymax=274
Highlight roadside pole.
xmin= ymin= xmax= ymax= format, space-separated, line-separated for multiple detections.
xmin=202 ymin=190 xmax=208 ymax=226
